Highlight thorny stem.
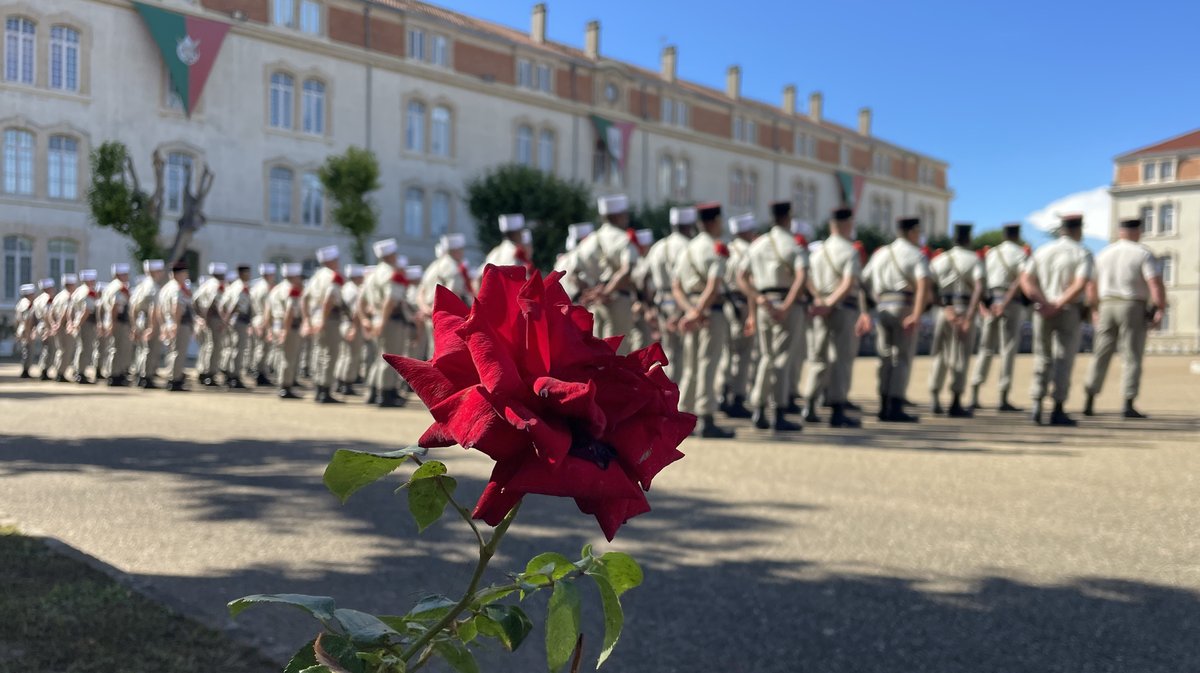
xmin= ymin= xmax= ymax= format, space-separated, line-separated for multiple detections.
xmin=399 ymin=502 xmax=522 ymax=663
xmin=412 ymin=456 xmax=485 ymax=548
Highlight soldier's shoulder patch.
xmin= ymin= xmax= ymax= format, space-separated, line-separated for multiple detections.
xmin=714 ymin=242 xmax=730 ymax=258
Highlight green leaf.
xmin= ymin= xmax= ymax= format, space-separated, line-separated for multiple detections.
xmin=457 ymin=616 xmax=478 ymax=644
xmin=298 ymin=666 xmax=332 ymax=673
xmin=545 ymin=581 xmax=582 ymax=671
xmin=284 ymin=639 xmax=319 ymax=673
xmin=524 ymin=552 xmax=575 ymax=583
xmin=434 ymin=640 xmax=480 ymax=673
xmin=228 ymin=594 xmax=337 ymax=625
xmin=323 ymin=447 xmax=425 ymax=504
xmin=471 ymin=585 xmax=516 ymax=607
xmin=407 ymin=595 xmax=457 ymax=622
xmin=477 ymin=604 xmax=533 ymax=652
xmin=409 ymin=460 xmax=448 ymax=481
xmin=590 ymin=574 xmax=623 ymax=668
xmin=332 ymin=608 xmax=400 ymax=646
xmin=406 ymin=474 xmax=456 ymax=532
xmin=580 ymin=543 xmax=594 ymax=560
xmin=313 ymin=633 xmax=367 ymax=673
xmin=597 ymin=553 xmax=643 ymax=597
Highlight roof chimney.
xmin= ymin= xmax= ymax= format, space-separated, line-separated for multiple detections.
xmin=661 ymin=45 xmax=676 ymax=82
xmin=531 ymin=3 xmax=546 ymax=44
xmin=585 ymin=20 xmax=600 ymax=59
xmin=808 ymin=91 xmax=823 ymax=122
xmin=858 ymin=107 xmax=872 ymax=136
xmin=726 ymin=65 xmax=741 ymax=99
xmin=782 ymin=85 xmax=796 ymax=115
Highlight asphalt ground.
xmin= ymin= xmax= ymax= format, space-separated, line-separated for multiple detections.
xmin=1 ymin=354 xmax=1198 ymax=672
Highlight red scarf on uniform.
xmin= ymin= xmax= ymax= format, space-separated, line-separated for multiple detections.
xmin=332 ymin=272 xmax=345 ymax=286
xmin=513 ymin=247 xmax=536 ymax=274
xmin=391 ymin=270 xmax=410 ymax=286
xmin=458 ymin=262 xmax=475 ymax=298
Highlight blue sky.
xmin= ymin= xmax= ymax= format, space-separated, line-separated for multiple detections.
xmin=445 ymin=0 xmax=1199 ymax=237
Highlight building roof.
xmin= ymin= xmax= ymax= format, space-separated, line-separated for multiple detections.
xmin=1116 ymin=128 xmax=1200 ymax=160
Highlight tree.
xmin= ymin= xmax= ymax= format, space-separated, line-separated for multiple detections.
xmin=319 ymin=147 xmax=380 ymax=263
xmin=86 ymin=141 xmax=164 ymax=261
xmin=971 ymin=229 xmax=1025 ymax=250
xmin=164 ymin=157 xmax=214 ymax=265
xmin=465 ymin=164 xmax=592 ymax=270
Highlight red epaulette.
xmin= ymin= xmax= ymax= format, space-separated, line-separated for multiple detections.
xmin=714 ymin=242 xmax=730 ymax=258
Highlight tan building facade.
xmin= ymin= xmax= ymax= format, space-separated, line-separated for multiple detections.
xmin=1110 ymin=128 xmax=1200 ymax=352
xmin=1 ymin=0 xmax=952 ymax=313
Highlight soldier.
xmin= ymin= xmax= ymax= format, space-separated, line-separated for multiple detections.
xmin=193 ymin=262 xmax=228 ymax=386
xmin=482 ymin=214 xmax=535 ymax=274
xmin=555 ymin=223 xmax=594 ymax=303
xmin=332 ymin=263 xmax=364 ymax=396
xmin=249 ymin=263 xmax=277 ymax=386
xmin=1021 ymin=213 xmax=1094 ymax=426
xmin=576 ymin=194 xmax=639 ymax=354
xmin=628 ymin=228 xmax=656 ymax=353
xmin=803 ymin=208 xmax=868 ymax=428
xmin=269 ymin=263 xmax=304 ymax=399
xmin=969 ymin=223 xmax=1028 ymax=411
xmin=50 ymin=274 xmax=78 ymax=382
xmin=721 ymin=213 xmax=758 ymax=419
xmin=217 ymin=265 xmax=253 ymax=389
xmin=928 ymin=223 xmax=985 ymax=417
xmin=738 ymin=200 xmax=808 ymax=432
xmin=671 ymin=202 xmax=736 ymax=439
xmin=69 ymin=269 xmax=100 ymax=384
xmin=1081 ymin=217 xmax=1167 ymax=419
xmin=302 ymin=246 xmax=348 ymax=404
xmin=14 ymin=283 xmax=36 ymax=378
xmin=131 ymin=259 xmax=166 ymax=389
xmin=100 ymin=263 xmax=134 ymax=386
xmin=33 ymin=278 xmax=57 ymax=380
xmin=404 ymin=265 xmax=428 ymax=361
xmin=862 ymin=216 xmax=930 ymax=423
xmin=645 ymin=207 xmax=695 ymax=381
xmin=363 ymin=238 xmax=412 ymax=408
xmin=419 ymin=233 xmax=472 ymax=314
xmin=158 ymin=261 xmax=194 ymax=392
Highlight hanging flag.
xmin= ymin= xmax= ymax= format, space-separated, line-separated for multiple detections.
xmin=590 ymin=115 xmax=636 ymax=174
xmin=133 ymin=2 xmax=231 ymax=116
xmin=835 ymin=170 xmax=865 ymax=210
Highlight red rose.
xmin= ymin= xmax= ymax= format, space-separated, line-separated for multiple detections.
xmin=385 ymin=265 xmax=694 ymax=540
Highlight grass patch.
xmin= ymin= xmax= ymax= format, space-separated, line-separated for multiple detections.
xmin=0 ymin=525 xmax=278 ymax=673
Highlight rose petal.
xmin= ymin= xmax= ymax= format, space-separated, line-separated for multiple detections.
xmin=607 ymin=417 xmax=687 ymax=489
xmin=575 ymin=491 xmax=652 ymax=541
xmin=427 ymin=386 xmax=529 ymax=461
xmin=472 ymin=460 xmax=524 ymax=525
xmin=503 ymin=455 xmax=644 ymax=501
xmin=532 ymin=377 xmax=606 ymax=438
xmin=417 ymin=422 xmax=457 ymax=448
xmin=383 ymin=355 xmax=463 ymax=409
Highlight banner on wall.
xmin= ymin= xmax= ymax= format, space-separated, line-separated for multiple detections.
xmin=590 ymin=115 xmax=636 ymax=174
xmin=835 ymin=170 xmax=865 ymax=210
xmin=133 ymin=2 xmax=231 ymax=116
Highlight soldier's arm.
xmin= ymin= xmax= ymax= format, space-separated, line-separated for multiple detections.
xmin=966 ymin=275 xmax=984 ymax=321
xmin=906 ymin=276 xmax=929 ymax=330
xmin=671 ymin=277 xmax=694 ymax=316
xmin=1055 ymin=275 xmax=1089 ymax=307
xmin=1020 ymin=269 xmax=1046 ymax=306
xmin=824 ymin=273 xmax=855 ymax=307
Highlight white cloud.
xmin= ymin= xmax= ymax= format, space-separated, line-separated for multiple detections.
xmin=1024 ymin=186 xmax=1111 ymax=241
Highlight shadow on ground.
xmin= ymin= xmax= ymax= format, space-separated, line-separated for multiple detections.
xmin=1 ymin=432 xmax=1198 ymax=672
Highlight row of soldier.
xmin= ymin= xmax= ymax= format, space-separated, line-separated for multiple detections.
xmin=13 ymin=195 xmax=1165 ymax=430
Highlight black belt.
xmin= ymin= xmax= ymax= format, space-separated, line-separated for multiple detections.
xmin=614 ymin=290 xmax=634 ymax=299
xmin=838 ymin=301 xmax=859 ymax=310
xmin=729 ymin=292 xmax=748 ymax=303
xmin=687 ymin=294 xmax=724 ymax=311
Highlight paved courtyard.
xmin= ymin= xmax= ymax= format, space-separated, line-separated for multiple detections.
xmin=1 ymin=354 xmax=1198 ymax=672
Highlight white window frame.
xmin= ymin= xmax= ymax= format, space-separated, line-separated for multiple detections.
xmin=675 ymin=157 xmax=689 ymax=199
xmin=404 ymin=186 xmax=424 ymax=238
xmin=301 ymin=171 xmax=323 ymax=227
xmin=47 ymin=237 xmax=77 ymax=281
xmin=268 ymin=165 xmax=294 ymax=223
xmin=431 ymin=190 xmax=451 ymax=237
xmin=405 ymin=100 xmax=426 ymax=152
xmin=516 ymin=124 xmax=533 ymax=166
xmin=1159 ymin=255 xmax=1174 ymax=286
xmin=273 ymin=0 xmax=295 ymax=28
xmin=1159 ymin=159 xmax=1174 ymax=181
xmin=269 ymin=72 xmax=294 ymax=130
xmin=407 ymin=28 xmax=425 ymax=60
xmin=517 ymin=59 xmax=532 ymax=89
xmin=3 ymin=235 xmax=33 ymax=301
xmin=658 ymin=154 xmax=673 ymax=199
xmin=4 ymin=16 xmax=35 ymax=85
xmin=3 ymin=128 xmax=35 ymax=195
xmin=47 ymin=135 xmax=78 ymax=200
xmin=301 ymin=78 xmax=325 ymax=135
xmin=1139 ymin=204 xmax=1154 ymax=236
xmin=430 ymin=34 xmax=448 ymax=66
xmin=165 ymin=151 xmax=194 ymax=213
xmin=1158 ymin=202 xmax=1175 ymax=235
xmin=49 ymin=25 xmax=80 ymax=92
xmin=1142 ymin=161 xmax=1156 ymax=183
xmin=298 ymin=0 xmax=321 ymax=34
xmin=430 ymin=105 xmax=451 ymax=158
xmin=537 ymin=128 xmax=554 ymax=172
xmin=535 ymin=63 xmax=551 ymax=93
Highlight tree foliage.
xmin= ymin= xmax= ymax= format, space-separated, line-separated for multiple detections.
xmin=628 ymin=201 xmax=681 ymax=242
xmin=86 ymin=141 xmax=162 ymax=261
xmin=971 ymin=229 xmax=1026 ymax=250
xmin=319 ymin=147 xmax=380 ymax=263
xmin=465 ymin=164 xmax=592 ymax=270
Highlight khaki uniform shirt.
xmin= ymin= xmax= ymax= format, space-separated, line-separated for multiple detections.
xmin=673 ymin=231 xmax=727 ymax=295
xmin=192 ymin=277 xmax=224 ymax=321
xmin=576 ymin=222 xmax=639 ymax=288
xmin=70 ymin=284 xmax=98 ymax=324
xmin=419 ymin=255 xmax=469 ymax=307
xmin=33 ymin=292 xmax=54 ymax=323
xmin=219 ymin=279 xmax=253 ymax=326
xmin=930 ymin=247 xmax=985 ymax=297
xmin=745 ymin=226 xmax=808 ymax=291
xmin=267 ymin=280 xmax=300 ymax=330
xmin=99 ymin=279 xmax=131 ymax=329
xmin=554 ymin=249 xmax=583 ymax=299
xmin=646 ymin=231 xmax=691 ymax=299
xmin=130 ymin=277 xmax=160 ymax=329
xmin=14 ymin=296 xmax=33 ymax=337
xmin=984 ymin=241 xmax=1027 ymax=290
xmin=725 ymin=237 xmax=752 ymax=289
xmin=483 ymin=239 xmax=521 ymax=270
xmin=303 ymin=267 xmax=345 ymax=323
xmin=1027 ymin=237 xmax=1094 ymax=304
xmin=864 ymin=238 xmax=928 ymax=296
xmin=158 ymin=280 xmax=192 ymax=327
xmin=249 ymin=278 xmax=273 ymax=328
xmin=1094 ymin=239 xmax=1159 ymax=301
xmin=809 ymin=235 xmax=862 ymax=297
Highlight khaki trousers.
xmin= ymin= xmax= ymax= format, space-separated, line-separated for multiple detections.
xmin=875 ymin=304 xmax=918 ymax=398
xmin=74 ymin=322 xmax=97 ymax=378
xmin=657 ymin=297 xmax=685 ymax=383
xmin=336 ymin=324 xmax=363 ymax=385
xmin=593 ymin=293 xmax=635 ymax=355
xmin=750 ymin=303 xmax=803 ymax=411
xmin=1083 ymin=299 xmax=1148 ymax=401
xmin=277 ymin=330 xmax=301 ymax=389
xmin=197 ymin=322 xmax=225 ymax=375
xmin=136 ymin=327 xmax=163 ymax=380
xmin=804 ymin=306 xmax=857 ymax=405
xmin=312 ymin=320 xmax=341 ymax=387
xmin=723 ymin=301 xmax=754 ymax=399
xmin=929 ymin=308 xmax=975 ymax=395
xmin=679 ymin=309 xmax=729 ymax=416
xmin=55 ymin=329 xmax=75 ymax=377
xmin=39 ymin=329 xmax=57 ymax=374
xmin=164 ymin=325 xmax=192 ymax=382
xmin=106 ymin=322 xmax=134 ymax=379
xmin=1030 ymin=307 xmax=1082 ymax=403
xmin=971 ymin=299 xmax=1024 ymax=394
xmin=222 ymin=322 xmax=250 ymax=379
xmin=370 ymin=320 xmax=409 ymax=392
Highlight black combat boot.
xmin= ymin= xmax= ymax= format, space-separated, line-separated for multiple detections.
xmin=167 ymin=379 xmax=187 ymax=392
xmin=773 ymin=411 xmax=802 ymax=432
xmin=1031 ymin=398 xmax=1044 ymax=425
xmin=700 ymin=415 xmax=735 ymax=439
xmin=256 ymin=372 xmax=273 ymax=387
xmin=1122 ymin=399 xmax=1146 ymax=419
xmin=1048 ymin=401 xmax=1076 ymax=426
xmin=342 ymin=382 xmax=359 ymax=396
xmin=877 ymin=395 xmax=889 ymax=421
xmin=317 ymin=386 xmax=343 ymax=404
xmin=19 ymin=368 xmax=30 ymax=379
xmin=227 ymin=377 xmax=247 ymax=390
xmin=378 ymin=388 xmax=404 ymax=408
xmin=931 ymin=395 xmax=944 ymax=415
xmin=40 ymin=369 xmax=51 ymax=381
xmin=785 ymin=395 xmax=802 ymax=415
xmin=725 ymin=395 xmax=753 ymax=419
xmin=143 ymin=377 xmax=159 ymax=390
xmin=278 ymin=386 xmax=300 ymax=399
xmin=751 ymin=406 xmax=769 ymax=430
xmin=998 ymin=391 xmax=1021 ymax=412
xmin=829 ymin=403 xmax=861 ymax=428
xmin=881 ymin=397 xmax=919 ymax=423
xmin=968 ymin=385 xmax=981 ymax=412
xmin=802 ymin=399 xmax=821 ymax=424
xmin=947 ymin=394 xmax=973 ymax=418
xmin=366 ymin=386 xmax=378 ymax=405
xmin=1083 ymin=394 xmax=1095 ymax=417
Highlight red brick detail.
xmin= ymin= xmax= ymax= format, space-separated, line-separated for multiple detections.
xmin=777 ymin=128 xmax=794 ymax=154
xmin=1178 ymin=157 xmax=1200 ymax=181
xmin=851 ymin=147 xmax=870 ymax=172
xmin=934 ymin=167 xmax=947 ymax=190
xmin=328 ymin=6 xmax=365 ymax=47
xmin=629 ymin=88 xmax=660 ymax=120
xmin=200 ymin=0 xmax=267 ymax=23
xmin=454 ymin=41 xmax=514 ymax=85
xmin=369 ymin=15 xmax=404 ymax=57
xmin=816 ymin=139 xmax=838 ymax=163
xmin=757 ymin=123 xmax=775 ymax=150
xmin=692 ymin=106 xmax=731 ymax=138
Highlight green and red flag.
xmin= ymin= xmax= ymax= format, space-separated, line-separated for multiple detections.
xmin=133 ymin=2 xmax=230 ymax=116
xmin=590 ymin=115 xmax=636 ymax=174
xmin=835 ymin=170 xmax=865 ymax=209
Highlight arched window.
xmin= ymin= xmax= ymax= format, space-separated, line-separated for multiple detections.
xmin=515 ymin=124 xmax=533 ymax=166
xmin=3 ymin=128 xmax=34 ymax=195
xmin=4 ymin=17 xmax=35 ymax=84
xmin=301 ymin=79 xmax=325 ymax=135
xmin=404 ymin=187 xmax=424 ymax=238
xmin=730 ymin=169 xmax=744 ymax=207
xmin=430 ymin=105 xmax=451 ymax=157
xmin=269 ymin=72 xmax=294 ymax=129
xmin=746 ymin=171 xmax=758 ymax=210
xmin=658 ymin=155 xmax=673 ymax=199
xmin=48 ymin=135 xmax=78 ymax=200
xmin=1159 ymin=202 xmax=1175 ymax=235
xmin=301 ymin=171 xmax=322 ymax=226
xmin=269 ymin=166 xmax=294 ymax=223
xmin=165 ymin=151 xmax=194 ymax=212
xmin=537 ymin=129 xmax=554 ymax=172
xmin=675 ymin=158 xmax=690 ymax=199
xmin=405 ymin=100 xmax=426 ymax=152
xmin=3 ymin=235 xmax=33 ymax=300
xmin=431 ymin=191 xmax=451 ymax=237
xmin=47 ymin=238 xmax=77 ymax=280
xmin=49 ymin=25 xmax=79 ymax=92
